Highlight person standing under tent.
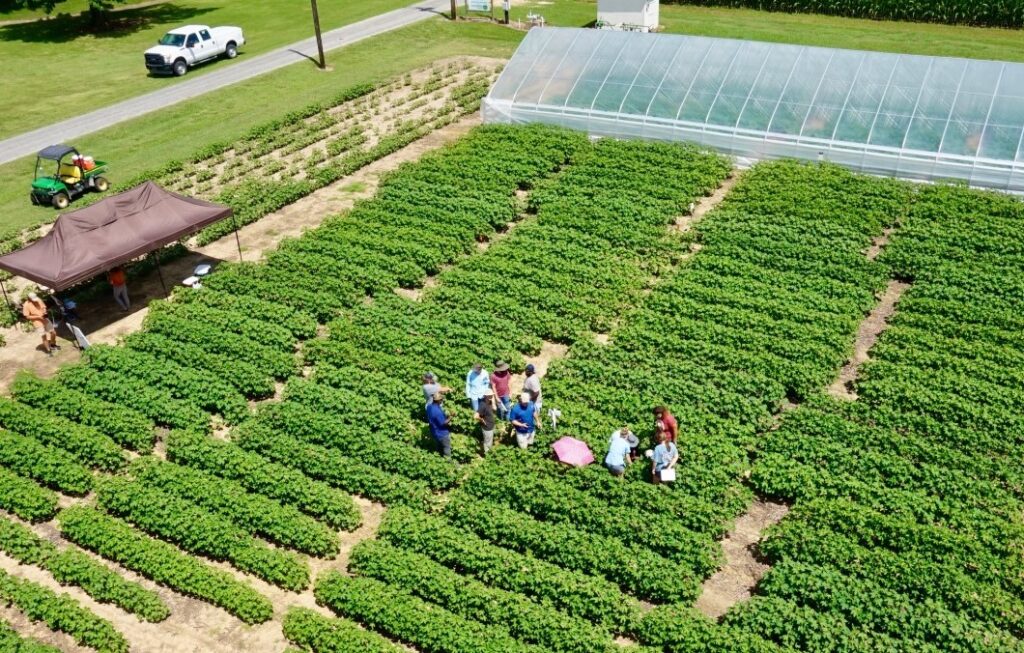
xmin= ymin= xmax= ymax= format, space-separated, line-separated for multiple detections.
xmin=523 ymin=363 xmax=542 ymax=413
xmin=509 ymin=392 xmax=537 ymax=449
xmin=23 ymin=293 xmax=58 ymax=356
xmin=465 ymin=362 xmax=491 ymax=411
xmin=653 ymin=406 xmax=678 ymax=443
xmin=651 ymin=430 xmax=679 ymax=484
xmin=474 ymin=388 xmax=497 ymax=454
xmin=108 ymin=266 xmax=130 ymax=311
xmin=605 ymin=428 xmax=631 ymax=477
xmin=425 ymin=392 xmax=453 ymax=458
xmin=490 ymin=360 xmax=512 ymax=420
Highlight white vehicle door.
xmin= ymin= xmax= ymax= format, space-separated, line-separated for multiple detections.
xmin=199 ymin=29 xmax=216 ymax=58
xmin=185 ymin=32 xmax=203 ymax=62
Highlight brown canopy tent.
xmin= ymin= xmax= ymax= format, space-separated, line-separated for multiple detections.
xmin=0 ymin=181 xmax=237 ymax=293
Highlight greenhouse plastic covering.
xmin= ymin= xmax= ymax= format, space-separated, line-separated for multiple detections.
xmin=483 ymin=27 xmax=1024 ymax=192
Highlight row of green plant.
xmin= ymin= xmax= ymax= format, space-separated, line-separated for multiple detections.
xmin=129 ymin=458 xmax=340 ymax=557
xmin=0 ymin=567 xmax=127 ymax=653
xmin=95 ymin=476 xmax=310 ymax=591
xmin=0 ymin=397 xmax=125 ymax=471
xmin=81 ymin=345 xmax=250 ymax=424
xmin=11 ymin=373 xmax=155 ymax=453
xmin=743 ymin=183 xmax=1024 ymax=648
xmin=234 ymin=426 xmax=437 ymax=510
xmin=0 ymin=619 xmax=60 ymax=653
xmin=57 ymin=506 xmax=272 ymax=624
xmin=347 ymin=539 xmax=618 ymax=653
xmin=314 ymin=571 xmax=551 ymax=653
xmin=0 ymin=515 xmax=168 ymax=622
xmin=283 ymin=608 xmax=406 ymax=653
xmin=165 ymin=430 xmax=362 ymax=531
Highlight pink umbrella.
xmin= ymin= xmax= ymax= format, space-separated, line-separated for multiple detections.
xmin=551 ymin=436 xmax=594 ymax=468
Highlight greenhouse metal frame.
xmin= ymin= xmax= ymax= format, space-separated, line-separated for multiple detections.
xmin=483 ymin=27 xmax=1024 ymax=192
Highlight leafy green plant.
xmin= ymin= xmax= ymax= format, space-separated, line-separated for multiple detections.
xmin=0 ymin=567 xmax=127 ymax=653
xmin=58 ymin=507 xmax=272 ymax=624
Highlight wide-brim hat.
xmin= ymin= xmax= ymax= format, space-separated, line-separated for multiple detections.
xmin=494 ymin=361 xmax=509 ymax=372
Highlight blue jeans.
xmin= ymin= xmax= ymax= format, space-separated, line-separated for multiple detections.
xmin=435 ymin=434 xmax=451 ymax=458
xmin=497 ymin=395 xmax=511 ymax=420
xmin=606 ymin=463 xmax=625 ymax=476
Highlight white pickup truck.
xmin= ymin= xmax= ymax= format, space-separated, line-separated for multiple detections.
xmin=144 ymin=24 xmax=245 ymax=76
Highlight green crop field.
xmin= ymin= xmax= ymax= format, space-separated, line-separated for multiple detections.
xmin=0 ymin=1 xmax=1023 ymax=651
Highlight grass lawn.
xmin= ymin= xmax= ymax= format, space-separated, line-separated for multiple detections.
xmin=0 ymin=0 xmax=414 ymax=138
xmin=508 ymin=0 xmax=1024 ymax=62
xmin=2 ymin=3 xmax=1021 ymax=232
xmin=0 ymin=19 xmax=521 ymax=232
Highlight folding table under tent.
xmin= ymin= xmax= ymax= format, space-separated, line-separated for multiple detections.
xmin=0 ymin=181 xmax=237 ymax=294
xmin=483 ymin=27 xmax=1024 ymax=193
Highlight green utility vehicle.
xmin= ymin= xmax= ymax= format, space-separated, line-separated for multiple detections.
xmin=30 ymin=144 xmax=109 ymax=209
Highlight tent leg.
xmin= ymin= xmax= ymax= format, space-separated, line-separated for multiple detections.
xmin=0 ymin=280 xmax=12 ymax=323
xmin=232 ymin=214 xmax=243 ymax=262
xmin=153 ymin=251 xmax=168 ymax=295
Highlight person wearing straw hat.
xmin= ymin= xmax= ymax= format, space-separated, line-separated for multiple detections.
xmin=490 ymin=360 xmax=512 ymax=420
xmin=474 ymin=388 xmax=497 ymax=455
xmin=22 ymin=292 xmax=58 ymax=356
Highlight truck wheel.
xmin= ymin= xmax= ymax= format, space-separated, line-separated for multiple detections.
xmin=172 ymin=59 xmax=188 ymax=76
xmin=225 ymin=42 xmax=238 ymax=59
xmin=93 ymin=176 xmax=109 ymax=192
xmin=52 ymin=192 xmax=69 ymax=210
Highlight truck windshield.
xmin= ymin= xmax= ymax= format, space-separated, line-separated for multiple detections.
xmin=158 ymin=33 xmax=186 ymax=47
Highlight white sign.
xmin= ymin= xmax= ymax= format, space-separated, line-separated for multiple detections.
xmin=468 ymin=0 xmax=491 ymax=11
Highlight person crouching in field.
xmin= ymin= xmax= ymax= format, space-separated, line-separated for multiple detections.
xmin=605 ymin=427 xmax=631 ymax=477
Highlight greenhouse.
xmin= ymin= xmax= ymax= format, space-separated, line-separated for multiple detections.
xmin=483 ymin=27 xmax=1024 ymax=192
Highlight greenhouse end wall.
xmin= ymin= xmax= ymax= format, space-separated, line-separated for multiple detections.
xmin=482 ymin=27 xmax=1024 ymax=193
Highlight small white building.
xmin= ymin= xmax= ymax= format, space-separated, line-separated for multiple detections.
xmin=596 ymin=0 xmax=659 ymax=32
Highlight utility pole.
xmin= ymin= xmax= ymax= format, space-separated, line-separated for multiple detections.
xmin=310 ymin=0 xmax=326 ymax=69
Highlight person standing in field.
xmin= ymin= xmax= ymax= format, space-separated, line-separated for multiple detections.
xmin=425 ymin=392 xmax=452 ymax=458
xmin=474 ymin=388 xmax=497 ymax=455
xmin=509 ymin=392 xmax=537 ymax=449
xmin=422 ymin=372 xmax=450 ymax=412
xmin=523 ymin=363 xmax=542 ymax=413
xmin=653 ymin=406 xmax=678 ymax=443
xmin=651 ymin=430 xmax=679 ymax=485
xmin=465 ymin=362 xmax=491 ymax=411
xmin=490 ymin=360 xmax=512 ymax=420
xmin=108 ymin=266 xmax=130 ymax=311
xmin=605 ymin=428 xmax=631 ymax=477
xmin=22 ymin=293 xmax=58 ymax=356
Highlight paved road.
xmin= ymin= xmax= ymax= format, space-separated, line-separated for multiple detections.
xmin=0 ymin=0 xmax=449 ymax=166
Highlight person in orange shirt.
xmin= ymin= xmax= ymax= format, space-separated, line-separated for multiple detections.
xmin=108 ymin=266 xmax=129 ymax=311
xmin=22 ymin=292 xmax=57 ymax=355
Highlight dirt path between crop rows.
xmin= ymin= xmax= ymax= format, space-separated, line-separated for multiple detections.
xmin=1 ymin=495 xmax=386 ymax=653
xmin=694 ymin=500 xmax=789 ymax=619
xmin=828 ymin=279 xmax=910 ymax=400
xmin=0 ymin=113 xmax=482 ymax=394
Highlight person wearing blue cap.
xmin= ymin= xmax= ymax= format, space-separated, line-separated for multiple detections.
xmin=425 ymin=392 xmax=452 ymax=458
